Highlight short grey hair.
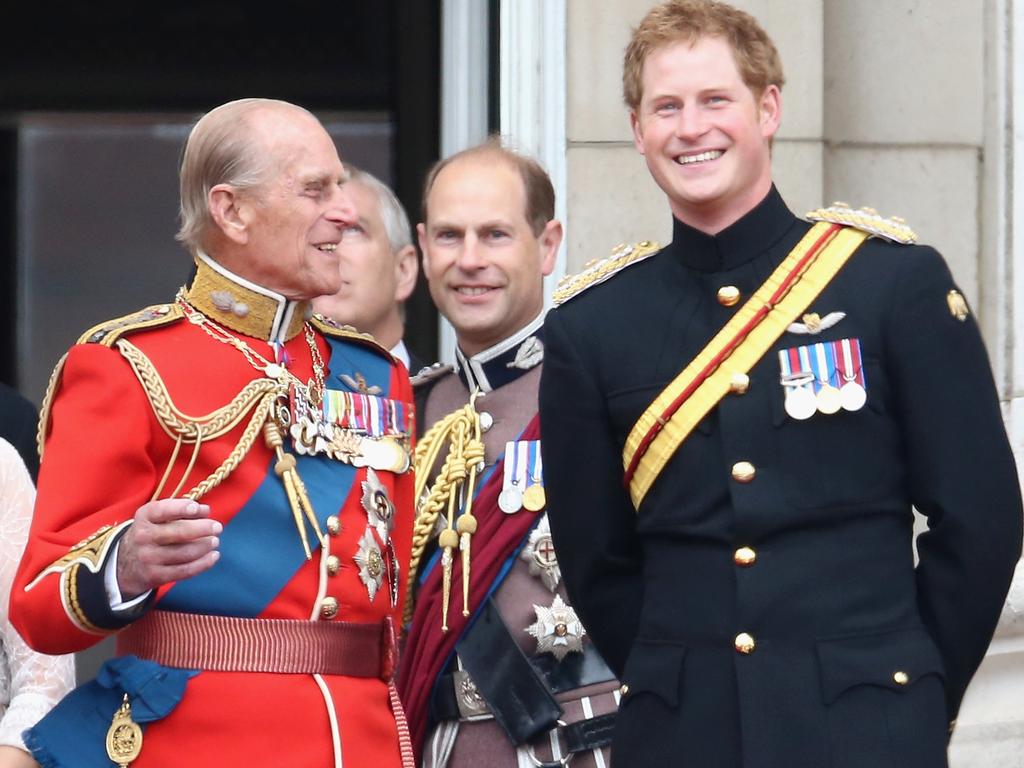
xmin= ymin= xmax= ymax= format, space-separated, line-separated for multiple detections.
xmin=346 ymin=166 xmax=412 ymax=254
xmin=176 ymin=98 xmax=316 ymax=253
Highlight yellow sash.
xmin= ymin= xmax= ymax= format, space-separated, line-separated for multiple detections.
xmin=623 ymin=222 xmax=869 ymax=509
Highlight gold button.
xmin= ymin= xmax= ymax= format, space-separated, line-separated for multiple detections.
xmin=326 ymin=555 xmax=341 ymax=576
xmin=893 ymin=670 xmax=909 ymax=685
xmin=731 ymin=461 xmax=756 ymax=483
xmin=326 ymin=515 xmax=341 ymax=536
xmin=618 ymin=684 xmax=629 ymax=696
xmin=729 ymin=372 xmax=750 ymax=394
xmin=734 ymin=632 xmax=756 ymax=654
xmin=717 ymin=286 xmax=741 ymax=306
xmin=734 ymin=546 xmax=757 ymax=566
xmin=320 ymin=597 xmax=339 ymax=619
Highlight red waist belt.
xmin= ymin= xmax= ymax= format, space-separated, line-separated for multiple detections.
xmin=116 ymin=610 xmax=397 ymax=681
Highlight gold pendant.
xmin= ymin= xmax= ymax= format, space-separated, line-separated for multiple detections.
xmin=106 ymin=693 xmax=143 ymax=767
xmin=522 ymin=483 xmax=546 ymax=512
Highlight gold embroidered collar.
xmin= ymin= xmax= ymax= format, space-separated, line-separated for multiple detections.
xmin=183 ymin=252 xmax=310 ymax=342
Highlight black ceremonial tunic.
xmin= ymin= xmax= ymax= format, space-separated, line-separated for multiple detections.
xmin=538 ymin=187 xmax=1022 ymax=768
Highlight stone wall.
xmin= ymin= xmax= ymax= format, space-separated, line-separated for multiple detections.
xmin=560 ymin=1 xmax=1023 ymax=763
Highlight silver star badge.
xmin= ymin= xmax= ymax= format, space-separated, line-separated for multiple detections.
xmin=354 ymin=528 xmax=385 ymax=602
xmin=361 ymin=467 xmax=395 ymax=542
xmin=506 ymin=336 xmax=544 ymax=370
xmin=526 ymin=594 xmax=585 ymax=661
xmin=520 ymin=514 xmax=561 ymax=592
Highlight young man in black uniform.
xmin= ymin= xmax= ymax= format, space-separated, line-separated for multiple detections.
xmin=539 ymin=2 xmax=1023 ymax=767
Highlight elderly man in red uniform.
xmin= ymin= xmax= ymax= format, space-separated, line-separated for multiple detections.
xmin=10 ymin=98 xmax=416 ymax=768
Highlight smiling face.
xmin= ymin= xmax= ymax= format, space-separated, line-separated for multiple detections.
xmin=631 ymin=35 xmax=780 ymax=234
xmin=419 ymin=155 xmax=561 ymax=356
xmin=312 ymin=179 xmax=416 ymax=344
xmin=223 ymin=108 xmax=356 ymax=300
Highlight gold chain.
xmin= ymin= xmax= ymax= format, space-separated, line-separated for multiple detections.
xmin=175 ymin=291 xmax=325 ymax=399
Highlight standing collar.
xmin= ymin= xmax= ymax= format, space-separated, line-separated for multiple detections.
xmin=183 ymin=252 xmax=311 ymax=343
xmin=668 ymin=186 xmax=796 ymax=272
xmin=454 ymin=312 xmax=545 ymax=393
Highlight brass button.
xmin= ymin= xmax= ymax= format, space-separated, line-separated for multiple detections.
xmin=320 ymin=596 xmax=339 ymax=619
xmin=618 ymin=684 xmax=629 ymax=696
xmin=479 ymin=412 xmax=493 ymax=432
xmin=326 ymin=555 xmax=341 ymax=576
xmin=731 ymin=461 xmax=756 ymax=483
xmin=893 ymin=670 xmax=909 ymax=685
xmin=729 ymin=372 xmax=750 ymax=394
xmin=717 ymin=286 xmax=741 ymax=306
xmin=734 ymin=546 xmax=757 ymax=566
xmin=734 ymin=632 xmax=756 ymax=654
xmin=326 ymin=515 xmax=341 ymax=536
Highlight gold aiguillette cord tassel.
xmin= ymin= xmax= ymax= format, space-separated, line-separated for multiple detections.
xmin=438 ymin=503 xmax=459 ymax=632
xmin=456 ymin=403 xmax=486 ymax=617
xmin=263 ymin=421 xmax=323 ymax=560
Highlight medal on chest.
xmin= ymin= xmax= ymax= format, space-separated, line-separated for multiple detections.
xmin=779 ymin=337 xmax=868 ymax=420
xmin=520 ymin=513 xmax=561 ymax=592
xmin=525 ymin=594 xmax=585 ymax=661
xmin=356 ymin=468 xmax=400 ymax=607
xmin=499 ymin=439 xmax=545 ymax=514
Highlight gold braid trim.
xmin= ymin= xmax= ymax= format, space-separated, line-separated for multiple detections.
xmin=113 ymin=338 xmax=283 ymax=503
xmin=117 ymin=339 xmax=279 ymax=442
xmin=402 ymin=396 xmax=486 ymax=626
xmin=184 ymin=393 xmax=276 ymax=501
xmin=37 ymin=352 xmax=69 ymax=461
xmin=62 ymin=564 xmax=109 ymax=636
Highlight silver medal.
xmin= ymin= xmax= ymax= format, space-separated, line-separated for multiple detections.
xmin=840 ymin=381 xmax=867 ymax=411
xmin=498 ymin=485 xmax=523 ymax=514
xmin=784 ymin=386 xmax=817 ymax=420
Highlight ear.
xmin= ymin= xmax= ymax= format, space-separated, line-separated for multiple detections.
xmin=630 ymin=110 xmax=646 ymax=155
xmin=417 ymin=223 xmax=435 ymax=281
xmin=393 ymin=244 xmax=419 ymax=302
xmin=208 ymin=184 xmax=250 ymax=245
xmin=758 ymin=84 xmax=782 ymax=140
xmin=537 ymin=219 xmax=563 ymax=277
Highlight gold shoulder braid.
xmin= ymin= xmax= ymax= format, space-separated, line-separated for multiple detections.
xmin=310 ymin=313 xmax=393 ymax=357
xmin=403 ymin=393 xmax=487 ymax=629
xmin=553 ymin=240 xmax=661 ymax=306
xmin=78 ymin=303 xmax=184 ymax=348
xmin=37 ymin=352 xmax=69 ymax=461
xmin=806 ymin=202 xmax=917 ymax=244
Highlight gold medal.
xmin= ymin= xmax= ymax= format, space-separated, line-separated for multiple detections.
xmin=522 ymin=483 xmax=546 ymax=512
xmin=106 ymin=694 xmax=143 ymax=767
xmin=816 ymin=384 xmax=842 ymax=414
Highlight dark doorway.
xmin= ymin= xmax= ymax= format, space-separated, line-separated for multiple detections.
xmin=0 ymin=0 xmax=442 ymax=392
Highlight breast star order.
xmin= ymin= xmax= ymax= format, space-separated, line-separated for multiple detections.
xmin=525 ymin=594 xmax=586 ymax=661
xmin=519 ymin=514 xmax=561 ymax=592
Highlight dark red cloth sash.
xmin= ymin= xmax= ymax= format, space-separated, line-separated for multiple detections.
xmin=398 ymin=414 xmax=542 ymax=757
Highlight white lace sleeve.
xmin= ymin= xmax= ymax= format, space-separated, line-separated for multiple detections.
xmin=0 ymin=439 xmax=76 ymax=750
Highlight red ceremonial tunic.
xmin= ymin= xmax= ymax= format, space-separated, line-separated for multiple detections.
xmin=10 ymin=261 xmax=415 ymax=768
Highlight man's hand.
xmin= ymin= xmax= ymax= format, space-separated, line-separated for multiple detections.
xmin=0 ymin=745 xmax=41 ymax=768
xmin=117 ymin=499 xmax=221 ymax=599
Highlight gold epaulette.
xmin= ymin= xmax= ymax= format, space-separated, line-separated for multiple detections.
xmin=410 ymin=362 xmax=454 ymax=388
xmin=552 ymin=240 xmax=662 ymax=306
xmin=77 ymin=303 xmax=184 ymax=348
xmin=806 ymin=202 xmax=917 ymax=244
xmin=310 ymin=314 xmax=393 ymax=359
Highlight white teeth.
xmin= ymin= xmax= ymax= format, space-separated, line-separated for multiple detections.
xmin=317 ymin=244 xmax=337 ymax=252
xmin=456 ymin=287 xmax=490 ymax=296
xmin=677 ymin=150 xmax=723 ymax=165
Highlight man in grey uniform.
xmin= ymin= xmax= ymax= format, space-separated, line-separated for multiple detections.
xmin=398 ymin=140 xmax=621 ymax=767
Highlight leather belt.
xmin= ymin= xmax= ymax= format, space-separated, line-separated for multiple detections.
xmin=116 ymin=610 xmax=396 ymax=681
xmin=430 ymin=597 xmax=616 ymax=743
